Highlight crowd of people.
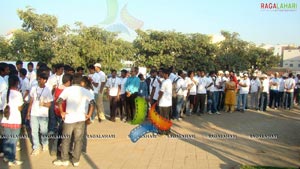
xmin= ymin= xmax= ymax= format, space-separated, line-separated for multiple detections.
xmin=0 ymin=60 xmax=299 ymax=167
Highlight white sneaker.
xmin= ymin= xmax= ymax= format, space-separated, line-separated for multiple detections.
xmin=0 ymin=152 xmax=4 ymax=158
xmin=31 ymin=149 xmax=40 ymax=156
xmin=53 ymin=160 xmax=69 ymax=166
xmin=215 ymin=112 xmax=221 ymax=115
xmin=3 ymin=157 xmax=8 ymax=162
xmin=73 ymin=162 xmax=80 ymax=167
xmin=207 ymin=111 xmax=212 ymax=115
xmin=8 ymin=160 xmax=23 ymax=166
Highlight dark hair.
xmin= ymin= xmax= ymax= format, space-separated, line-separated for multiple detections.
xmin=88 ymin=65 xmax=95 ymax=70
xmin=81 ymin=76 xmax=93 ymax=90
xmin=27 ymin=62 xmax=34 ymax=67
xmin=39 ymin=72 xmax=49 ymax=80
xmin=8 ymin=64 xmax=16 ymax=72
xmin=9 ymin=69 xmax=18 ymax=76
xmin=7 ymin=75 xmax=20 ymax=103
xmin=37 ymin=66 xmax=50 ymax=77
xmin=188 ymin=70 xmax=194 ymax=77
xmin=289 ymin=73 xmax=293 ymax=78
xmin=77 ymin=67 xmax=84 ymax=72
xmin=56 ymin=63 xmax=64 ymax=70
xmin=62 ymin=74 xmax=73 ymax=84
xmin=111 ymin=69 xmax=117 ymax=73
xmin=178 ymin=70 xmax=183 ymax=76
xmin=16 ymin=60 xmax=23 ymax=65
xmin=20 ymin=68 xmax=27 ymax=76
xmin=138 ymin=74 xmax=144 ymax=80
xmin=73 ymin=74 xmax=83 ymax=85
xmin=0 ymin=62 xmax=8 ymax=72
xmin=121 ymin=69 xmax=127 ymax=74
xmin=162 ymin=68 xmax=170 ymax=75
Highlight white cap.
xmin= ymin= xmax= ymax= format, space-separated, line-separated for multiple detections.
xmin=252 ymin=73 xmax=257 ymax=77
xmin=225 ymin=71 xmax=229 ymax=75
xmin=218 ymin=70 xmax=224 ymax=74
xmin=243 ymin=73 xmax=248 ymax=77
xmin=94 ymin=63 xmax=101 ymax=68
xmin=183 ymin=71 xmax=187 ymax=74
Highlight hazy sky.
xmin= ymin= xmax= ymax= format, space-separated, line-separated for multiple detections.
xmin=1 ymin=0 xmax=300 ymax=45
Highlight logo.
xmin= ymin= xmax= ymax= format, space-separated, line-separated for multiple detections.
xmin=260 ymin=2 xmax=297 ymax=11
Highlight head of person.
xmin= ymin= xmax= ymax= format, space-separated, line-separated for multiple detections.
xmin=178 ymin=70 xmax=184 ymax=78
xmin=62 ymin=74 xmax=73 ymax=87
xmin=37 ymin=72 xmax=49 ymax=87
xmin=158 ymin=68 xmax=164 ymax=77
xmin=289 ymin=73 xmax=293 ymax=78
xmin=225 ymin=71 xmax=230 ymax=77
xmin=56 ymin=64 xmax=64 ymax=76
xmin=16 ymin=60 xmax=23 ymax=71
xmin=229 ymin=70 xmax=235 ymax=76
xmin=37 ymin=66 xmax=51 ymax=78
xmin=121 ymin=69 xmax=128 ymax=78
xmin=150 ymin=69 xmax=157 ymax=78
xmin=188 ymin=70 xmax=194 ymax=78
xmin=94 ymin=63 xmax=102 ymax=72
xmin=0 ymin=62 xmax=10 ymax=77
xmin=80 ymin=76 xmax=93 ymax=90
xmin=19 ymin=68 xmax=27 ymax=79
xmin=199 ymin=70 xmax=206 ymax=77
xmin=8 ymin=75 xmax=20 ymax=89
xmin=230 ymin=75 xmax=234 ymax=81
xmin=27 ymin=62 xmax=34 ymax=72
xmin=88 ymin=65 xmax=96 ymax=74
xmin=182 ymin=71 xmax=187 ymax=79
xmin=73 ymin=74 xmax=83 ymax=85
xmin=218 ymin=70 xmax=224 ymax=77
xmin=162 ymin=68 xmax=170 ymax=79
xmin=243 ymin=73 xmax=248 ymax=79
xmin=67 ymin=67 xmax=75 ymax=76
xmin=130 ymin=67 xmax=139 ymax=76
xmin=274 ymin=72 xmax=279 ymax=78
xmin=209 ymin=71 xmax=216 ymax=77
xmin=138 ymin=74 xmax=145 ymax=81
xmin=252 ymin=73 xmax=257 ymax=79
xmin=36 ymin=62 xmax=46 ymax=70
xmin=169 ymin=66 xmax=175 ymax=73
xmin=111 ymin=69 xmax=117 ymax=78
xmin=76 ymin=67 xmax=84 ymax=76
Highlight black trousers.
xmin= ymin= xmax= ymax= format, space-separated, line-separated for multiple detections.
xmin=194 ymin=94 xmax=206 ymax=114
xmin=109 ymin=96 xmax=119 ymax=120
xmin=125 ymin=93 xmax=138 ymax=121
xmin=259 ymin=92 xmax=268 ymax=111
xmin=269 ymin=90 xmax=279 ymax=108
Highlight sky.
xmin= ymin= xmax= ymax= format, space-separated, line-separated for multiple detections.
xmin=1 ymin=0 xmax=300 ymax=45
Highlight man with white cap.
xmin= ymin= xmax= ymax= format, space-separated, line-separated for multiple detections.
xmin=237 ymin=73 xmax=250 ymax=112
xmin=259 ymin=74 xmax=269 ymax=111
xmin=94 ymin=63 xmax=106 ymax=121
xmin=250 ymin=73 xmax=261 ymax=110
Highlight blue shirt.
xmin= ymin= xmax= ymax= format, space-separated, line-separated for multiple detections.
xmin=138 ymin=81 xmax=149 ymax=97
xmin=125 ymin=76 xmax=140 ymax=94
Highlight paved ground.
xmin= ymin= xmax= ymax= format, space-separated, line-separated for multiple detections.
xmin=0 ymin=101 xmax=300 ymax=169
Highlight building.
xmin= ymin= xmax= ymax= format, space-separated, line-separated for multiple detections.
xmin=282 ymin=48 xmax=300 ymax=72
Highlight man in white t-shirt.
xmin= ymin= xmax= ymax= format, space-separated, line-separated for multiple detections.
xmin=185 ymin=70 xmax=198 ymax=116
xmin=94 ymin=63 xmax=106 ymax=121
xmin=259 ymin=74 xmax=269 ymax=111
xmin=53 ymin=75 xmax=94 ymax=167
xmin=26 ymin=73 xmax=53 ymax=155
xmin=173 ymin=70 xmax=187 ymax=120
xmin=88 ymin=65 xmax=100 ymax=121
xmin=278 ymin=74 xmax=286 ymax=108
xmin=106 ymin=69 xmax=121 ymax=122
xmin=19 ymin=68 xmax=31 ymax=127
xmin=237 ymin=73 xmax=250 ymax=112
xmin=27 ymin=62 xmax=37 ymax=86
xmin=157 ymin=68 xmax=172 ymax=135
xmin=284 ymin=73 xmax=296 ymax=110
xmin=269 ymin=72 xmax=280 ymax=109
xmin=210 ymin=71 xmax=221 ymax=114
xmin=250 ymin=73 xmax=261 ymax=110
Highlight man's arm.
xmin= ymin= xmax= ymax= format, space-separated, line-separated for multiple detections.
xmin=86 ymin=100 xmax=95 ymax=119
xmin=57 ymin=98 xmax=66 ymax=120
xmin=26 ymin=97 xmax=34 ymax=120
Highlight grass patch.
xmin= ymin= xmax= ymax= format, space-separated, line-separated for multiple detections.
xmin=241 ymin=166 xmax=297 ymax=169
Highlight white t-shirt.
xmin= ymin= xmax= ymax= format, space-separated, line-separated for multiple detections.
xmin=27 ymin=71 xmax=36 ymax=84
xmin=206 ymin=77 xmax=213 ymax=91
xmin=176 ymin=77 xmax=187 ymax=96
xmin=89 ymin=73 xmax=100 ymax=94
xmin=59 ymin=86 xmax=94 ymax=124
xmin=210 ymin=76 xmax=221 ymax=92
xmin=221 ymin=76 xmax=229 ymax=91
xmin=159 ymin=79 xmax=172 ymax=107
xmin=1 ymin=90 xmax=23 ymax=125
xmin=151 ymin=78 xmax=160 ymax=100
xmin=250 ymin=78 xmax=261 ymax=93
xmin=270 ymin=78 xmax=280 ymax=91
xmin=279 ymin=78 xmax=285 ymax=92
xmin=120 ymin=77 xmax=127 ymax=95
xmin=106 ymin=77 xmax=121 ymax=96
xmin=239 ymin=78 xmax=250 ymax=94
xmin=47 ymin=74 xmax=63 ymax=90
xmin=20 ymin=78 xmax=31 ymax=102
xmin=186 ymin=77 xmax=197 ymax=95
xmin=29 ymin=86 xmax=53 ymax=117
xmin=285 ymin=78 xmax=296 ymax=93
xmin=97 ymin=71 xmax=106 ymax=92
xmin=169 ymin=73 xmax=177 ymax=82
xmin=262 ymin=79 xmax=270 ymax=93
xmin=197 ymin=77 xmax=208 ymax=94
xmin=0 ymin=76 xmax=8 ymax=110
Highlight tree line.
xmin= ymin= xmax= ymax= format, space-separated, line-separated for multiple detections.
xmin=0 ymin=8 xmax=280 ymax=73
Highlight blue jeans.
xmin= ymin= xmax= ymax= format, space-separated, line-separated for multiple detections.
xmin=31 ymin=116 xmax=49 ymax=150
xmin=237 ymin=94 xmax=248 ymax=111
xmin=174 ymin=95 xmax=184 ymax=119
xmin=48 ymin=101 xmax=57 ymax=133
xmin=212 ymin=91 xmax=219 ymax=113
xmin=207 ymin=91 xmax=213 ymax=112
xmin=285 ymin=92 xmax=294 ymax=109
xmin=3 ymin=127 xmax=20 ymax=162
xmin=91 ymin=93 xmax=98 ymax=120
xmin=259 ymin=92 xmax=268 ymax=111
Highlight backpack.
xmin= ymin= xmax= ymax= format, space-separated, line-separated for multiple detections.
xmin=172 ymin=77 xmax=180 ymax=97
xmin=54 ymin=88 xmax=66 ymax=117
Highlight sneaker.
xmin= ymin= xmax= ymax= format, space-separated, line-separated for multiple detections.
xmin=178 ymin=118 xmax=183 ymax=121
xmin=3 ymin=157 xmax=8 ymax=162
xmin=0 ymin=152 xmax=4 ymax=158
xmin=53 ymin=160 xmax=69 ymax=166
xmin=8 ymin=160 xmax=23 ymax=166
xmin=31 ymin=149 xmax=40 ymax=156
xmin=208 ymin=111 xmax=212 ymax=115
xmin=42 ymin=146 xmax=48 ymax=152
xmin=73 ymin=162 xmax=80 ymax=167
xmin=215 ymin=112 xmax=221 ymax=115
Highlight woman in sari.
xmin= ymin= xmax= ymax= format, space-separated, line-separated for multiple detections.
xmin=225 ymin=76 xmax=237 ymax=113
